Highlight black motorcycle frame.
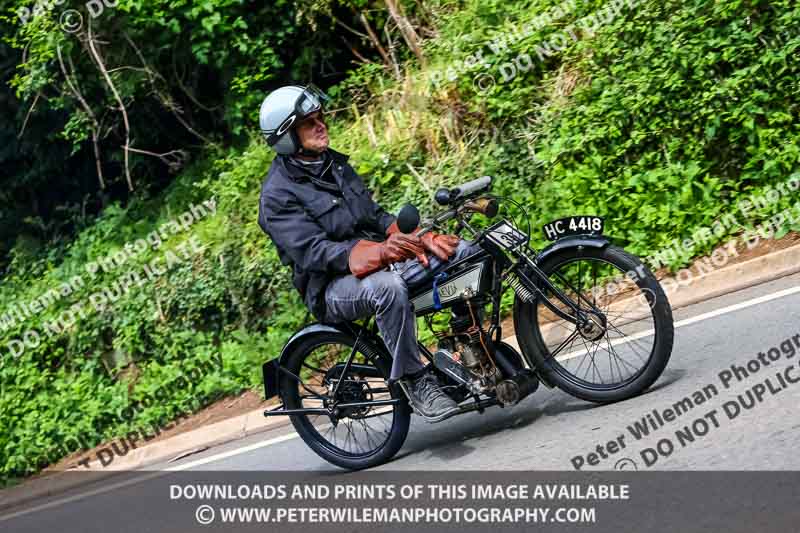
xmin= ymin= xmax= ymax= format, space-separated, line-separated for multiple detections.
xmin=261 ymin=192 xmax=612 ymax=421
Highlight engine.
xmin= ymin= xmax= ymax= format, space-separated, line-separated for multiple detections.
xmin=434 ymin=295 xmax=502 ymax=394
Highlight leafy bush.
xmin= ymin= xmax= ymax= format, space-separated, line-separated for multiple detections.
xmin=2 ymin=0 xmax=800 ymax=483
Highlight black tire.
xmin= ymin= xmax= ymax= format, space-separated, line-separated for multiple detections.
xmin=514 ymin=244 xmax=674 ymax=403
xmin=279 ymin=331 xmax=411 ymax=470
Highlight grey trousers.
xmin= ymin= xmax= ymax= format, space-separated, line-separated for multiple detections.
xmin=323 ymin=239 xmax=482 ymax=381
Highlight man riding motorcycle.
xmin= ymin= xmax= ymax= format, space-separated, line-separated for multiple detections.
xmin=257 ymin=84 xmax=481 ymax=418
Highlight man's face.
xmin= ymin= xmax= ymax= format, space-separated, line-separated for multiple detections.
xmin=295 ymin=111 xmax=329 ymax=153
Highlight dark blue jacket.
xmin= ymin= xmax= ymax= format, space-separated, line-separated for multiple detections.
xmin=258 ymin=149 xmax=396 ymax=322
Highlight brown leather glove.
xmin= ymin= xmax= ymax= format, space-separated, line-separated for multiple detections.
xmin=421 ymin=232 xmax=460 ymax=261
xmin=386 ymin=220 xmax=459 ymax=265
xmin=348 ymin=233 xmax=425 ymax=279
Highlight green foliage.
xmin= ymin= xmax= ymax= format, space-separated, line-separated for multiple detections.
xmin=0 ymin=0 xmax=365 ymax=264
xmin=426 ymin=0 xmax=800 ymax=263
xmin=2 ymin=0 xmax=800 ymax=484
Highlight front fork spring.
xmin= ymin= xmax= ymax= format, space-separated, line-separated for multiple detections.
xmin=506 ymin=272 xmax=535 ymax=303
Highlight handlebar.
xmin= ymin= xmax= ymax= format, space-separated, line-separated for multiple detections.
xmin=435 ymin=176 xmax=493 ymax=205
xmin=453 ymin=176 xmax=492 ymax=198
xmin=398 ymin=175 xmax=498 ymax=239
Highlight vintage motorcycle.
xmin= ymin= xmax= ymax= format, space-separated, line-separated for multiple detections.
xmin=262 ymin=176 xmax=674 ymax=469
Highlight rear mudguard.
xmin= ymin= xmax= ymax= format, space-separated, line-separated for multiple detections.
xmin=262 ymin=321 xmax=390 ymax=400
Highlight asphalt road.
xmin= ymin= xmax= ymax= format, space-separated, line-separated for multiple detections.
xmin=3 ymin=272 xmax=800 ymax=532
xmin=152 ymin=270 xmax=800 ymax=472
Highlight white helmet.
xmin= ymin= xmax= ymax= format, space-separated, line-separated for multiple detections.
xmin=259 ymin=84 xmax=329 ymax=155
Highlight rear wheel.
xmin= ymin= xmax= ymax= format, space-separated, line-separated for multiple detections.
xmin=514 ymin=245 xmax=674 ymax=403
xmin=279 ymin=331 xmax=411 ymax=470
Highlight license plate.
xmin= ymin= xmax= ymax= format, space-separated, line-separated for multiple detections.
xmin=542 ymin=216 xmax=604 ymax=241
xmin=486 ymin=220 xmax=528 ymax=250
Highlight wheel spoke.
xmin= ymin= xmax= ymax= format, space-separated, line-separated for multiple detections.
xmin=283 ymin=338 xmax=403 ymax=461
xmin=549 ymin=329 xmax=580 ymax=359
xmin=605 ymin=321 xmax=651 ymax=364
xmin=534 ymin=254 xmax=660 ymax=390
xmin=302 ymin=362 xmax=325 ymax=374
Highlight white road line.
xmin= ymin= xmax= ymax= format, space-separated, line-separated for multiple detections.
xmin=3 ymin=282 xmax=799 ymax=521
xmin=671 ymin=284 xmax=800 ymax=329
xmin=554 ymin=284 xmax=800 ymax=362
xmin=0 ymin=432 xmax=300 ymax=523
xmin=164 ymin=432 xmax=299 ymax=471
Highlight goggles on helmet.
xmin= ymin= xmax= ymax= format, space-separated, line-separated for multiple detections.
xmin=265 ymin=84 xmax=329 ymax=147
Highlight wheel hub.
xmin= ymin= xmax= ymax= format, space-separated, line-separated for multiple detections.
xmin=332 ymin=379 xmax=370 ymax=418
xmin=579 ymin=311 xmax=607 ymax=342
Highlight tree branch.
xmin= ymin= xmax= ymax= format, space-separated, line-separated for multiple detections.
xmin=123 ymin=32 xmax=212 ymax=144
xmin=383 ymin=19 xmax=403 ymax=80
xmin=384 ymin=0 xmax=425 ymax=64
xmin=57 ymin=44 xmax=106 ymax=189
xmin=17 ymin=91 xmax=41 ymax=139
xmin=87 ymin=19 xmax=133 ymax=191
xmin=406 ymin=163 xmax=433 ymax=195
xmin=359 ymin=13 xmax=398 ymax=78
xmin=123 ymin=147 xmax=188 ymax=172
xmin=340 ymin=36 xmax=371 ymax=64
xmin=106 ymin=66 xmax=151 ymax=74
xmin=330 ymin=15 xmax=370 ymax=40
xmin=171 ymin=35 xmax=221 ymax=113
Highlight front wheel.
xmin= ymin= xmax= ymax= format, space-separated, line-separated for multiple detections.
xmin=279 ymin=331 xmax=411 ymax=470
xmin=514 ymin=244 xmax=674 ymax=403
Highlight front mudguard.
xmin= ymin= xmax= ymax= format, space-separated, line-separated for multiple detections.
xmin=262 ymin=321 xmax=390 ymax=400
xmin=534 ymin=234 xmax=611 ymax=266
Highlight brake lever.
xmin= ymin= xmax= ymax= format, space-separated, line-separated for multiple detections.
xmin=413 ymin=219 xmax=434 ymax=238
xmin=414 ymin=208 xmax=458 ymax=237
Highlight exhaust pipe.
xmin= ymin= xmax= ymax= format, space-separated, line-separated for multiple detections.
xmin=495 ymin=369 xmax=539 ymax=406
